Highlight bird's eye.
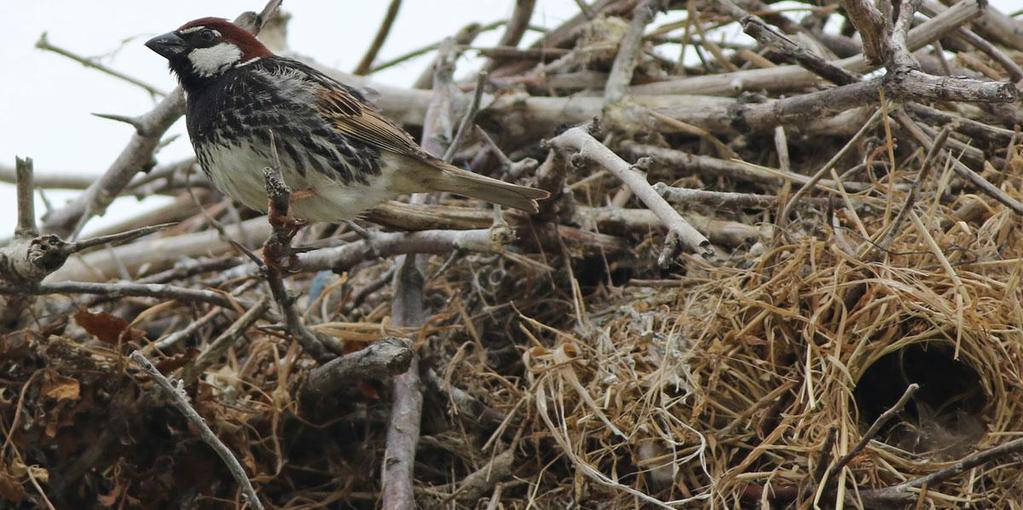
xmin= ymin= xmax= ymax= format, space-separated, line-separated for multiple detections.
xmin=199 ymin=29 xmax=216 ymax=43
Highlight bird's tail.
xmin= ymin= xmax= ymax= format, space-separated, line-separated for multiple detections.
xmin=391 ymin=157 xmax=549 ymax=213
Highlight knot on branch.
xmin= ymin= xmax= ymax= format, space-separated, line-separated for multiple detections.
xmin=28 ymin=235 xmax=72 ymax=275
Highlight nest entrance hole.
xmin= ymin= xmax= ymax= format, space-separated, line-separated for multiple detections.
xmin=852 ymin=342 xmax=988 ymax=458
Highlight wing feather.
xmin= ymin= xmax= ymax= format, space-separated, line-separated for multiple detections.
xmin=307 ymin=71 xmax=426 ymax=160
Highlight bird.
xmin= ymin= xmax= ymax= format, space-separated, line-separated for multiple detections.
xmin=145 ymin=17 xmax=548 ymax=223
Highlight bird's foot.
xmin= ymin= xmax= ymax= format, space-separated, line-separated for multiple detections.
xmin=267 ymin=200 xmax=308 ymax=238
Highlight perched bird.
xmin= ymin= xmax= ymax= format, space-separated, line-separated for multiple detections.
xmin=145 ymin=17 xmax=548 ymax=222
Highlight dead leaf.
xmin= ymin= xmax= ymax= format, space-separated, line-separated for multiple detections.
xmin=342 ymin=340 xmax=370 ymax=355
xmin=27 ymin=466 xmax=48 ymax=484
xmin=0 ymin=471 xmax=23 ymax=503
xmin=74 ymin=309 xmax=144 ymax=344
xmin=357 ymin=382 xmax=381 ymax=400
xmin=154 ymin=348 xmax=198 ymax=373
xmin=41 ymin=373 xmax=79 ymax=401
xmin=8 ymin=461 xmax=47 ymax=483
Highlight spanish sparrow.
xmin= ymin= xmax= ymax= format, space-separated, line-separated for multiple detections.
xmin=145 ymin=17 xmax=548 ymax=222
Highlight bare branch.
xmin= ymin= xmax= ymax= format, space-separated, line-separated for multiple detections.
xmin=549 ymin=126 xmax=711 ymax=260
xmin=895 ymin=110 xmax=1023 ymax=216
xmin=839 ymin=0 xmax=891 ymax=65
xmin=0 ymin=281 xmax=238 ymax=308
xmin=715 ymin=0 xmax=860 ymax=86
xmin=484 ymin=0 xmax=537 ymax=71
xmin=14 ymin=157 xmax=37 ymax=239
xmin=654 ymin=183 xmax=838 ymax=210
xmin=629 ymin=0 xmax=983 ymax=97
xmin=382 ymin=37 xmax=462 ymax=510
xmin=443 ymin=71 xmax=488 ymax=162
xmin=35 ymin=32 xmax=169 ymax=97
xmin=605 ymin=0 xmax=663 ymax=105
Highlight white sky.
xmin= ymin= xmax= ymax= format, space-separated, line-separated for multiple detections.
xmin=0 ymin=1 xmax=1019 ymax=236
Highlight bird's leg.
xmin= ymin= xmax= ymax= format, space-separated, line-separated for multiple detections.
xmin=264 ymin=193 xmax=307 ymax=269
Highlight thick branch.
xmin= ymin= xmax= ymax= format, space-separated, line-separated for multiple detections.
xmin=839 ymin=0 xmax=891 ymax=65
xmin=301 ymin=337 xmax=413 ymax=402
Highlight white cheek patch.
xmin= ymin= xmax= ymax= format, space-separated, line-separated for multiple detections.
xmin=188 ymin=43 xmax=242 ymax=77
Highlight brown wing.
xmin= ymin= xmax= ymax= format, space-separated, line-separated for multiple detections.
xmin=313 ymin=83 xmax=428 ymax=160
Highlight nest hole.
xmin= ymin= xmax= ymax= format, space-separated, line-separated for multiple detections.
xmin=852 ymin=342 xmax=988 ymax=458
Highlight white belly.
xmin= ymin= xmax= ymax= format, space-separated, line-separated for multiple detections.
xmin=202 ymin=142 xmax=399 ymax=222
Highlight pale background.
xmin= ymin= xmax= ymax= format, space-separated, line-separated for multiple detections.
xmin=0 ymin=1 xmax=1017 ymax=235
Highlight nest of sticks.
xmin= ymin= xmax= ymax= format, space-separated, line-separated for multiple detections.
xmin=3 ymin=0 xmax=1023 ymax=508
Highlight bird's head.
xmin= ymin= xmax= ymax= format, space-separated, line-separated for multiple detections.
xmin=146 ymin=17 xmax=271 ymax=89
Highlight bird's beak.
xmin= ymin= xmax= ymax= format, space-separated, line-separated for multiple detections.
xmin=145 ymin=32 xmax=187 ymax=59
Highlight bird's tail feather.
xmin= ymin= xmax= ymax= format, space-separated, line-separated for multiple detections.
xmin=392 ymin=158 xmax=549 ymax=213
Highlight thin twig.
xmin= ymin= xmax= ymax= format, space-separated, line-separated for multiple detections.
xmin=129 ymin=351 xmax=265 ymax=510
xmin=831 ymin=383 xmax=919 ymax=475
xmin=654 ymin=183 xmax=838 ymax=209
xmin=35 ymin=33 xmax=169 ymax=97
xmin=178 ymin=296 xmax=270 ymax=384
xmin=443 ymin=71 xmax=488 ymax=162
xmin=0 ymin=281 xmax=238 ymax=308
xmin=878 ymin=125 xmax=950 ymax=252
xmin=778 ymin=108 xmax=883 ymax=226
xmin=353 ymin=0 xmax=403 ymax=75
xmin=894 ymin=110 xmax=1023 ymax=216
xmin=716 ymin=0 xmax=860 ymax=85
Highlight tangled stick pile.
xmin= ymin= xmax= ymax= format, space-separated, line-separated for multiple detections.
xmin=3 ymin=0 xmax=1023 ymax=507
